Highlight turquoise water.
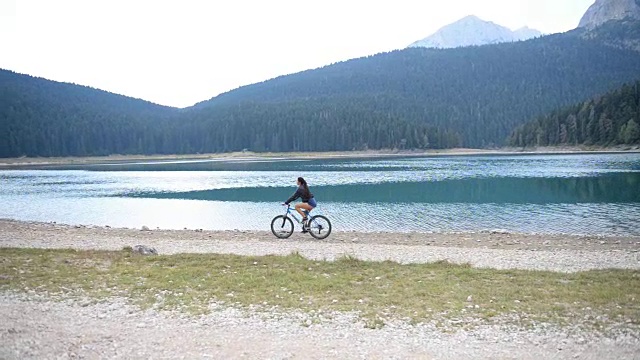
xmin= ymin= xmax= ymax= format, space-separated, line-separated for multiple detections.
xmin=1 ymin=153 xmax=639 ymax=235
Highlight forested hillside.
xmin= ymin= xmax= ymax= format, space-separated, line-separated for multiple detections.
xmin=187 ymin=28 xmax=640 ymax=151
xmin=580 ymin=19 xmax=640 ymax=51
xmin=508 ymin=81 xmax=640 ymax=147
xmin=2 ymin=21 xmax=640 ymax=157
xmin=0 ymin=70 xmax=177 ymax=157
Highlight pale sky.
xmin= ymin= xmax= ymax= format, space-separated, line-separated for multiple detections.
xmin=0 ymin=0 xmax=595 ymax=108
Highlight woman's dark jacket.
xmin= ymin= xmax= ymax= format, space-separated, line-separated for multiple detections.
xmin=285 ymin=186 xmax=314 ymax=204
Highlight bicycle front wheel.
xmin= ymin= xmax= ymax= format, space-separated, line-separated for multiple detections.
xmin=271 ymin=215 xmax=294 ymax=239
xmin=307 ymin=215 xmax=332 ymax=240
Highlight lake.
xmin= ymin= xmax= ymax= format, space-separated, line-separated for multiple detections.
xmin=1 ymin=153 xmax=639 ymax=236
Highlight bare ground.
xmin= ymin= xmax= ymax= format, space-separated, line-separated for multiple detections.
xmin=2 ymin=292 xmax=639 ymax=360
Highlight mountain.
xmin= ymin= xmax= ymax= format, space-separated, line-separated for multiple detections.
xmin=513 ymin=27 xmax=543 ymax=41
xmin=186 ymin=29 xmax=640 ymax=152
xmin=508 ymin=81 xmax=640 ymax=147
xmin=578 ymin=0 xmax=640 ymax=29
xmin=0 ymin=69 xmax=177 ymax=157
xmin=407 ymin=15 xmax=542 ymax=49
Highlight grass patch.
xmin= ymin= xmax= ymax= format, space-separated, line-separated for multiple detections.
xmin=1 ymin=248 xmax=639 ymax=329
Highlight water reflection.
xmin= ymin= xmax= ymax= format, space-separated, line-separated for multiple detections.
xmin=129 ymin=173 xmax=640 ymax=204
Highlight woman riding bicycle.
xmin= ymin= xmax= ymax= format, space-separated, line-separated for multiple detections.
xmin=283 ymin=177 xmax=317 ymax=232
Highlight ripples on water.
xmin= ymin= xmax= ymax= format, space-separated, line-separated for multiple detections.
xmin=1 ymin=154 xmax=639 ymax=236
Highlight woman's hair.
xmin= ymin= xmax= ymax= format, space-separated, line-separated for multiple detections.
xmin=298 ymin=177 xmax=310 ymax=197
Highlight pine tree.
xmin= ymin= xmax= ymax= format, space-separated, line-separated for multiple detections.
xmin=620 ymin=119 xmax=640 ymax=144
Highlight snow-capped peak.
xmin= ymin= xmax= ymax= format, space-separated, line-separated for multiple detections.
xmin=408 ymin=16 xmax=542 ymax=49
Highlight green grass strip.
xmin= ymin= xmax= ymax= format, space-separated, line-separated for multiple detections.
xmin=1 ymin=248 xmax=638 ymax=329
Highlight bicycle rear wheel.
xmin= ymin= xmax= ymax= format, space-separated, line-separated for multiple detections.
xmin=307 ymin=215 xmax=332 ymax=239
xmin=271 ymin=215 xmax=294 ymax=239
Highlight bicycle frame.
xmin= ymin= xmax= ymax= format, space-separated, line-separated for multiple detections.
xmin=283 ymin=205 xmax=309 ymax=224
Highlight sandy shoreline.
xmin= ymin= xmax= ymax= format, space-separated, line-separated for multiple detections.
xmin=2 ymin=219 xmax=639 ymax=272
xmin=1 ymin=147 xmax=639 ymax=167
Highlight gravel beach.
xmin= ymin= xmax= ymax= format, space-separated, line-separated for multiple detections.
xmin=2 ymin=219 xmax=639 ymax=272
xmin=2 ymin=219 xmax=640 ymax=359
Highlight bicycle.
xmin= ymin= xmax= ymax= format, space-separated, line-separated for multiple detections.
xmin=271 ymin=205 xmax=332 ymax=240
